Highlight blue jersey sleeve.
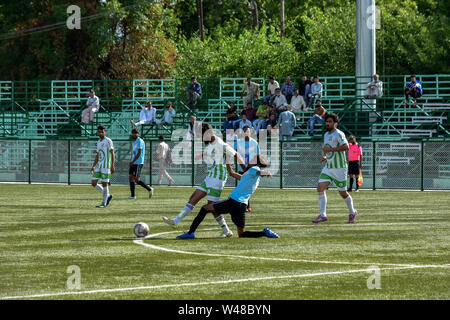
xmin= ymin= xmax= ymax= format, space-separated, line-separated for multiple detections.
xmin=138 ymin=138 xmax=145 ymax=150
xmin=249 ymin=166 xmax=260 ymax=176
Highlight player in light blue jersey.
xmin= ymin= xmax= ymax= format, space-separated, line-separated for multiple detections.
xmin=128 ymin=129 xmax=153 ymax=199
xmin=176 ymin=155 xmax=279 ymax=239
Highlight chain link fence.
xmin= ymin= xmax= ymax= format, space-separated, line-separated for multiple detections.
xmin=0 ymin=138 xmax=449 ymax=191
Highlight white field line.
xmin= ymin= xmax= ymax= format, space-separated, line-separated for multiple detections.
xmin=2 ymin=264 xmax=449 ymax=300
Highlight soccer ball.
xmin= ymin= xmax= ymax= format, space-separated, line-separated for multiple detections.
xmin=134 ymin=222 xmax=150 ymax=238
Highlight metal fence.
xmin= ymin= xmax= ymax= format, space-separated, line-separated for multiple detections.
xmin=0 ymin=138 xmax=449 ymax=190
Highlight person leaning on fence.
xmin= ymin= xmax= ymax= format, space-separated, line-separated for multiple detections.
xmin=130 ymin=101 xmax=156 ymax=128
xmin=365 ymin=74 xmax=383 ymax=98
xmin=155 ymin=135 xmax=174 ymax=185
xmin=404 ymin=75 xmax=423 ymax=107
xmin=81 ymin=89 xmax=100 ymax=124
xmin=241 ymin=77 xmax=260 ymax=107
xmin=307 ymin=100 xmax=326 ymax=136
xmin=156 ymin=101 xmax=176 ymax=126
xmin=187 ymin=77 xmax=202 ymax=107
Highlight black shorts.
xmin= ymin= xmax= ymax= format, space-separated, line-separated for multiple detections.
xmin=129 ymin=164 xmax=143 ymax=178
xmin=213 ymin=198 xmax=247 ymax=229
xmin=348 ymin=161 xmax=360 ymax=175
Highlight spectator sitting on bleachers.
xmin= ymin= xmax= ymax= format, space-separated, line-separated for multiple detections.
xmin=277 ymin=105 xmax=296 ymax=140
xmin=234 ymin=102 xmax=257 ymax=129
xmin=156 ymin=101 xmax=176 ymax=126
xmin=187 ymin=77 xmax=202 ymax=107
xmin=299 ymin=75 xmax=312 ymax=107
xmin=307 ymin=99 xmax=326 ymax=136
xmin=365 ymin=74 xmax=383 ymax=98
xmin=266 ymin=112 xmax=279 ymax=135
xmin=81 ymin=89 xmax=100 ymax=124
xmin=269 ymin=103 xmax=279 ymax=121
xmin=239 ymin=113 xmax=254 ymax=130
xmin=307 ymin=76 xmax=323 ymax=109
xmin=273 ymin=88 xmax=288 ymax=111
xmin=263 ymin=76 xmax=280 ymax=105
xmin=222 ymin=102 xmax=239 ymax=133
xmin=290 ymin=89 xmax=307 ymax=112
xmin=254 ymin=102 xmax=269 ymax=135
xmin=281 ymin=76 xmax=295 ymax=103
xmin=241 ymin=77 xmax=260 ymax=107
xmin=404 ymin=74 xmax=423 ymax=107
xmin=130 ymin=101 xmax=156 ymax=128
xmin=186 ymin=115 xmax=198 ymax=141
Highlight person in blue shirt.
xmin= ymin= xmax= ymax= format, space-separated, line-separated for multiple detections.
xmin=128 ymin=129 xmax=153 ymax=199
xmin=404 ymin=75 xmax=423 ymax=107
xmin=186 ymin=77 xmax=202 ymax=106
xmin=176 ymin=155 xmax=279 ymax=239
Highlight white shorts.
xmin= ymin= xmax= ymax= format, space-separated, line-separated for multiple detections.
xmin=318 ymin=166 xmax=348 ymax=191
xmin=197 ymin=176 xmax=226 ymax=202
xmin=92 ymin=167 xmax=111 ymax=183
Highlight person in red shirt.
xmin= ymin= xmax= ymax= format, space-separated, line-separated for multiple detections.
xmin=347 ymin=135 xmax=363 ymax=192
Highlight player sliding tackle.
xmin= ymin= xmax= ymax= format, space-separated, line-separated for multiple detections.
xmin=313 ymin=113 xmax=358 ymax=224
xmin=162 ymin=123 xmax=246 ymax=238
xmin=176 ymin=155 xmax=279 ymax=239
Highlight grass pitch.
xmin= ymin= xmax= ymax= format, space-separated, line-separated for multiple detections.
xmin=0 ymin=184 xmax=449 ymax=300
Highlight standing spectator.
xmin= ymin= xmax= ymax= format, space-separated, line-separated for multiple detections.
xmin=365 ymin=74 xmax=383 ymax=98
xmin=157 ymin=101 xmax=176 ymax=125
xmin=277 ymin=106 xmax=297 ymax=140
xmin=186 ymin=116 xmax=198 ymax=141
xmin=130 ymin=101 xmax=156 ymax=128
xmin=253 ymin=102 xmax=269 ymax=135
xmin=266 ymin=112 xmax=279 ymax=136
xmin=307 ymin=76 xmax=323 ymax=109
xmin=155 ymin=135 xmax=174 ymax=185
xmin=241 ymin=77 xmax=260 ymax=107
xmin=81 ymin=89 xmax=100 ymax=124
xmin=263 ymin=76 xmax=280 ymax=105
xmin=239 ymin=113 xmax=254 ymax=130
xmin=299 ymin=75 xmax=313 ymax=107
xmin=272 ymin=88 xmax=288 ymax=110
xmin=290 ymin=89 xmax=307 ymax=111
xmin=187 ymin=77 xmax=202 ymax=107
xmin=307 ymin=100 xmax=326 ymax=136
xmin=281 ymin=76 xmax=295 ymax=103
xmin=222 ymin=102 xmax=239 ymax=133
xmin=404 ymin=75 xmax=423 ymax=107
xmin=347 ymin=135 xmax=363 ymax=192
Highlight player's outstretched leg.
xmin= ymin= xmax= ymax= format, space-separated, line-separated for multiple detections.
xmin=163 ymin=189 xmax=206 ymax=226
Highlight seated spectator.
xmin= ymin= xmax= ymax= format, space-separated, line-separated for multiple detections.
xmin=186 ymin=115 xmax=198 ymax=141
xmin=290 ymin=89 xmax=307 ymax=112
xmin=307 ymin=100 xmax=326 ymax=136
xmin=307 ymin=76 xmax=323 ymax=109
xmin=234 ymin=102 xmax=257 ymax=129
xmin=299 ymin=75 xmax=312 ymax=107
xmin=269 ymin=103 xmax=279 ymax=121
xmin=404 ymin=74 xmax=423 ymax=107
xmin=281 ymin=76 xmax=295 ymax=103
xmin=263 ymin=76 xmax=280 ymax=106
xmin=222 ymin=101 xmax=239 ymax=133
xmin=239 ymin=113 xmax=254 ymax=130
xmin=187 ymin=77 xmax=202 ymax=106
xmin=272 ymin=88 xmax=288 ymax=110
xmin=266 ymin=112 xmax=279 ymax=135
xmin=254 ymin=102 xmax=269 ymax=135
xmin=130 ymin=101 xmax=156 ymax=128
xmin=156 ymin=101 xmax=176 ymax=126
xmin=241 ymin=77 xmax=260 ymax=107
xmin=365 ymin=74 xmax=383 ymax=98
xmin=277 ymin=105 xmax=297 ymax=140
xmin=81 ymin=89 xmax=100 ymax=124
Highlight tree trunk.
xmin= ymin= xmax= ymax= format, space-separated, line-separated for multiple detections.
xmin=197 ymin=0 xmax=204 ymax=41
xmin=280 ymin=0 xmax=285 ymax=38
xmin=251 ymin=1 xmax=259 ymax=29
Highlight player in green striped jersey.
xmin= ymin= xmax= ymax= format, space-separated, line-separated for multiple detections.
xmin=312 ymin=113 xmax=358 ymax=224
xmin=90 ymin=126 xmax=115 ymax=208
xmin=162 ymin=123 xmax=245 ymax=238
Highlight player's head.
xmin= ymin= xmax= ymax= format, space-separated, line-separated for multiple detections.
xmin=324 ymin=113 xmax=339 ymax=132
xmin=348 ymin=135 xmax=356 ymax=144
xmin=242 ymin=125 xmax=251 ymax=137
xmin=97 ymin=125 xmax=106 ymax=138
xmin=158 ymin=135 xmax=164 ymax=142
xmin=131 ymin=128 xmax=139 ymax=140
xmin=201 ymin=123 xmax=214 ymax=145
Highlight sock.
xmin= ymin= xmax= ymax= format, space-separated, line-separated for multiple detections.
xmin=355 ymin=177 xmax=359 ymax=189
xmin=241 ymin=231 xmax=266 ymax=238
xmin=344 ymin=194 xmax=356 ymax=215
xmin=319 ymin=193 xmax=327 ymax=217
xmin=188 ymin=207 xmax=208 ymax=234
xmin=137 ymin=180 xmax=152 ymax=192
xmin=215 ymin=215 xmax=230 ymax=234
xmin=173 ymin=203 xmax=195 ymax=224
xmin=130 ymin=182 xmax=135 ymax=197
xmin=349 ymin=177 xmax=354 ymax=190
xmin=94 ymin=184 xmax=104 ymax=193
xmin=102 ymin=185 xmax=109 ymax=205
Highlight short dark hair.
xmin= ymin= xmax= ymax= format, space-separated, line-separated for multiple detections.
xmin=201 ymin=122 xmax=213 ymax=137
xmin=269 ymin=76 xmax=274 ymax=80
xmin=131 ymin=129 xmax=139 ymax=134
xmin=410 ymin=74 xmax=416 ymax=78
xmin=97 ymin=125 xmax=105 ymax=131
xmin=324 ymin=113 xmax=339 ymax=123
xmin=158 ymin=135 xmax=164 ymax=141
xmin=191 ymin=77 xmax=196 ymax=80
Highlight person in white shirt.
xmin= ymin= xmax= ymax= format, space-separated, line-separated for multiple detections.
xmin=290 ymin=89 xmax=307 ymax=111
xmin=81 ymin=89 xmax=100 ymax=124
xmin=130 ymin=101 xmax=157 ymax=128
xmin=307 ymin=76 xmax=323 ymax=109
xmin=272 ymin=88 xmax=288 ymax=111
xmin=241 ymin=77 xmax=260 ymax=107
xmin=365 ymin=74 xmax=383 ymax=98
xmin=263 ymin=76 xmax=280 ymax=105
xmin=186 ymin=116 xmax=198 ymax=141
xmin=155 ymin=135 xmax=174 ymax=185
xmin=156 ymin=101 xmax=176 ymax=125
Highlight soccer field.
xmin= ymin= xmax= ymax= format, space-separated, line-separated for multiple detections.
xmin=0 ymin=184 xmax=449 ymax=300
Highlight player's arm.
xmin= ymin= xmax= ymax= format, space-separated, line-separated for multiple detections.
xmin=91 ymin=153 xmax=99 ymax=174
xmin=110 ymin=149 xmax=115 ymax=174
xmin=226 ymin=164 xmax=242 ymax=181
xmin=257 ymin=170 xmax=272 ymax=178
xmin=235 ymin=152 xmax=246 ymax=171
xmin=323 ymin=143 xmax=349 ymax=154
xmin=130 ymin=149 xmax=142 ymax=166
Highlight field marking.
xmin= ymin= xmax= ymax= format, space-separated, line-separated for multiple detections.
xmin=2 ymin=264 xmax=449 ymax=300
xmin=133 ymin=230 xmax=447 ymax=268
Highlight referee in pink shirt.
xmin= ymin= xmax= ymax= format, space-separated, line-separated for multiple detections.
xmin=347 ymin=135 xmax=362 ymax=192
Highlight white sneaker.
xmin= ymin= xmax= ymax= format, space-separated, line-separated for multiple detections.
xmin=127 ymin=196 xmax=136 ymax=199
xmin=149 ymin=187 xmax=154 ymax=199
xmin=162 ymin=216 xmax=176 ymax=226
xmin=217 ymin=231 xmax=233 ymax=238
